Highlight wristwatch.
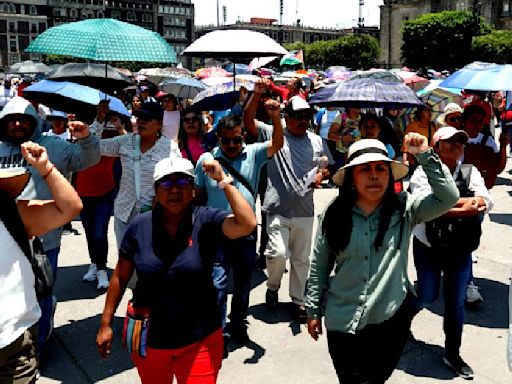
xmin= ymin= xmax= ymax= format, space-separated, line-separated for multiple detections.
xmin=218 ymin=175 xmax=234 ymax=189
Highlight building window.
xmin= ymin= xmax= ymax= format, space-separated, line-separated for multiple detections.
xmin=29 ymin=5 xmax=37 ymax=15
xmin=31 ymin=23 xmax=37 ymax=33
xmin=111 ymin=10 xmax=121 ymax=19
xmin=127 ymin=11 xmax=136 ymax=21
xmin=504 ymin=2 xmax=510 ymax=14
xmin=9 ymin=36 xmax=16 ymax=52
xmin=70 ymin=8 xmax=78 ymax=18
xmin=9 ymin=3 xmax=15 ymax=13
xmin=9 ymin=55 xmax=18 ymax=65
xmin=142 ymin=13 xmax=152 ymax=23
xmin=20 ymin=4 xmax=25 ymax=14
xmin=97 ymin=11 xmax=104 ymax=18
xmin=8 ymin=21 xmax=15 ymax=32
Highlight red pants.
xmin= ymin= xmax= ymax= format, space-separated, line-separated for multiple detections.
xmin=131 ymin=328 xmax=223 ymax=384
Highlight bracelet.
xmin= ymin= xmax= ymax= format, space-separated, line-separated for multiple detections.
xmin=42 ymin=164 xmax=55 ymax=180
xmin=218 ymin=175 xmax=233 ymax=190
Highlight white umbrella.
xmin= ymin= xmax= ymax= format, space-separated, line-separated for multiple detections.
xmin=9 ymin=60 xmax=50 ymax=74
xmin=182 ymin=29 xmax=288 ymax=59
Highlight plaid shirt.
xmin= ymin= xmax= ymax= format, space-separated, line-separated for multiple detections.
xmin=92 ymin=121 xmax=181 ymax=222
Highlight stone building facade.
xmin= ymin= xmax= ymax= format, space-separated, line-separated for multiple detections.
xmin=379 ymin=0 xmax=503 ymax=68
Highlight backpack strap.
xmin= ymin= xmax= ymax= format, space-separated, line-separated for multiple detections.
xmin=480 ymin=132 xmax=491 ymax=146
xmin=0 ymin=192 xmax=31 ymax=261
xmin=214 ymin=156 xmax=255 ymax=197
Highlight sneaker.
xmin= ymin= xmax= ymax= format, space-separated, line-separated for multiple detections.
xmin=83 ymin=264 xmax=97 ymax=282
xmin=443 ymin=354 xmax=474 ymax=379
xmin=466 ymin=282 xmax=483 ymax=304
xmin=265 ymin=289 xmax=278 ymax=309
xmin=96 ymin=270 xmax=109 ymax=290
xmin=293 ymin=304 xmax=308 ymax=324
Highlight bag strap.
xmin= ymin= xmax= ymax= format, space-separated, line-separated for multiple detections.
xmin=133 ymin=134 xmax=141 ymax=201
xmin=0 ymin=193 xmax=32 ymax=262
xmin=459 ymin=164 xmax=473 ymax=188
xmin=480 ymin=131 xmax=491 ymax=146
xmin=214 ymin=156 xmax=255 ymax=197
xmin=183 ymin=145 xmax=195 ymax=166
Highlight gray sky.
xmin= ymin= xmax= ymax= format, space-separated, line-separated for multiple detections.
xmin=192 ymin=0 xmax=384 ymax=29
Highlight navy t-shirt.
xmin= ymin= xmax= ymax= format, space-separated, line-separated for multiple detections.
xmin=119 ymin=206 xmax=228 ymax=349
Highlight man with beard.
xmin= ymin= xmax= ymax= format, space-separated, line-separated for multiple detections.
xmin=194 ymin=92 xmax=283 ymax=356
xmin=243 ymin=94 xmax=333 ymax=322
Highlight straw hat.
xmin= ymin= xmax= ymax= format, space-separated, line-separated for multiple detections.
xmin=0 ymin=168 xmax=30 ymax=199
xmin=437 ymin=103 xmax=463 ymax=126
xmin=332 ymin=139 xmax=409 ymax=187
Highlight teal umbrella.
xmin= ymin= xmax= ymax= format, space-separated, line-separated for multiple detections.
xmin=26 ymin=18 xmax=176 ymax=63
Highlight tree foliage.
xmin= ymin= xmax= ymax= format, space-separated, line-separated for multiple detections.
xmin=284 ymin=34 xmax=381 ymax=70
xmin=472 ymin=30 xmax=512 ymax=64
xmin=401 ymin=11 xmax=492 ymax=71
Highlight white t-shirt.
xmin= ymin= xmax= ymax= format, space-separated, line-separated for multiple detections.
xmin=45 ymin=129 xmax=71 ymax=140
xmin=162 ymin=110 xmax=181 ymax=142
xmin=0 ymin=220 xmax=40 ymax=348
xmin=468 ymin=132 xmax=499 ymax=153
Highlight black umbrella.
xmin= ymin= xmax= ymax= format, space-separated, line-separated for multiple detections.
xmin=47 ymin=62 xmax=133 ymax=94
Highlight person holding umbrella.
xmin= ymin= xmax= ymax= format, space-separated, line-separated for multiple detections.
xmin=306 ymin=134 xmax=459 ymax=383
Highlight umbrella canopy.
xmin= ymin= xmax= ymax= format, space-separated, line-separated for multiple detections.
xmin=248 ymin=56 xmax=277 ymax=71
xmin=192 ymin=79 xmax=255 ymax=111
xmin=23 ymin=80 xmax=130 ymax=117
xmin=159 ymin=77 xmax=207 ymax=100
xmin=47 ymin=63 xmax=133 ymax=94
xmin=309 ymin=78 xmax=423 ymax=108
xmin=439 ymin=61 xmax=512 ymax=91
xmin=200 ymin=74 xmax=259 ymax=87
xmin=182 ymin=29 xmax=288 ymax=59
xmin=138 ymin=67 xmax=192 ymax=85
xmin=26 ymin=18 xmax=176 ymax=63
xmin=395 ymin=71 xmax=429 ymax=92
xmin=224 ymin=63 xmax=251 ymax=75
xmin=195 ymin=67 xmax=232 ymax=79
xmin=350 ymin=70 xmax=401 ymax=83
xmin=8 ymin=60 xmax=50 ymax=74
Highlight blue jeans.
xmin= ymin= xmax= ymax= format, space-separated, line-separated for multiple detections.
xmin=38 ymin=247 xmax=60 ymax=352
xmin=212 ymin=232 xmax=257 ymax=333
xmin=80 ymin=189 xmax=115 ymax=270
xmin=412 ymin=237 xmax=472 ymax=356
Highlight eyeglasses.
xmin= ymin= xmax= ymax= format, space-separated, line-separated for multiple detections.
xmin=157 ymin=177 xmax=192 ymax=190
xmin=183 ymin=117 xmax=199 ymax=123
xmin=220 ymin=136 xmax=243 ymax=145
xmin=289 ymin=111 xmax=311 ymax=121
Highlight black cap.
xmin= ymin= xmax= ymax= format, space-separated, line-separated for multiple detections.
xmin=133 ymin=102 xmax=164 ymax=121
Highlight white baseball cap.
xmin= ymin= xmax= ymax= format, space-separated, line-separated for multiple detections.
xmin=153 ymin=157 xmax=195 ymax=182
xmin=432 ymin=126 xmax=468 ymax=146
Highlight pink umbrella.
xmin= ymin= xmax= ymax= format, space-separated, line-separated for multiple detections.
xmin=396 ymin=71 xmax=429 ymax=92
xmin=195 ymin=67 xmax=232 ymax=79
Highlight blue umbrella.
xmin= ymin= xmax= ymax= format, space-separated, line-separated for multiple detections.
xmin=309 ymin=78 xmax=423 ymax=108
xmin=439 ymin=61 xmax=512 ymax=91
xmin=23 ymin=80 xmax=130 ymax=117
xmin=224 ymin=63 xmax=251 ymax=75
xmin=191 ymin=79 xmax=255 ymax=111
xmin=159 ymin=77 xmax=206 ymax=100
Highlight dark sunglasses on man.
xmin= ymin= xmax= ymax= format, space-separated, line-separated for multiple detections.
xmin=289 ymin=111 xmax=312 ymax=121
xmin=220 ymin=136 xmax=243 ymax=145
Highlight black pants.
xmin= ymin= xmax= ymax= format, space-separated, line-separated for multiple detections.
xmin=327 ymin=293 xmax=415 ymax=384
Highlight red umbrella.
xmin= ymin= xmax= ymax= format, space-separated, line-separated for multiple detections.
xmin=195 ymin=67 xmax=232 ymax=79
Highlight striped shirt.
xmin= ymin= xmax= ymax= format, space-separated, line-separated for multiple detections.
xmin=94 ymin=123 xmax=181 ymax=222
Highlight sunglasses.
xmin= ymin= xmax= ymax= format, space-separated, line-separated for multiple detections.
xmin=183 ymin=117 xmax=199 ymax=123
xmin=157 ymin=177 xmax=192 ymax=190
xmin=447 ymin=116 xmax=461 ymax=123
xmin=220 ymin=136 xmax=243 ymax=145
xmin=289 ymin=111 xmax=311 ymax=121
xmin=5 ymin=115 xmax=32 ymax=124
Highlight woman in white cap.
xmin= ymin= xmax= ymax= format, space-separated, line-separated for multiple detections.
xmin=96 ymin=157 xmax=256 ymax=384
xmin=306 ymin=133 xmax=459 ymax=383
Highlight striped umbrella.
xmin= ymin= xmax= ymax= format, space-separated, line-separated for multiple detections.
xmin=309 ymin=78 xmax=423 ymax=108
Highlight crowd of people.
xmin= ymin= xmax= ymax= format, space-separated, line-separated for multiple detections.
xmin=0 ymin=69 xmax=509 ymax=384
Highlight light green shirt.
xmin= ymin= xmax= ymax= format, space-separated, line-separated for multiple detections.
xmin=306 ymin=149 xmax=459 ymax=333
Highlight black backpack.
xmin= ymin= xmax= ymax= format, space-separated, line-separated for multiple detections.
xmin=425 ymin=165 xmax=482 ymax=254
xmin=0 ymin=192 xmax=54 ymax=300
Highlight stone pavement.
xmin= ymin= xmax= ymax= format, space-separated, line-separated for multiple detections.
xmin=37 ymin=167 xmax=512 ymax=383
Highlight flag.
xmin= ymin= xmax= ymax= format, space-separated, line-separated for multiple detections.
xmin=280 ymin=50 xmax=304 ymax=66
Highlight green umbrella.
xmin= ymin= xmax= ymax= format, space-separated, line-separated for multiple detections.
xmin=26 ymin=18 xmax=176 ymax=63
